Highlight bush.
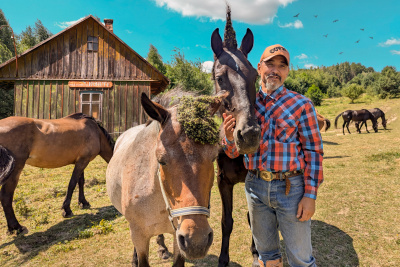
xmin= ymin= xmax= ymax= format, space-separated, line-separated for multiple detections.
xmin=305 ymin=84 xmax=323 ymax=106
xmin=341 ymin=84 xmax=365 ymax=103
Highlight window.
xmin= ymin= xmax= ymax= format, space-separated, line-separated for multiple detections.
xmin=88 ymin=36 xmax=98 ymax=52
xmin=80 ymin=92 xmax=102 ymax=120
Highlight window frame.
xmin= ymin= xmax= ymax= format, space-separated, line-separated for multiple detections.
xmin=87 ymin=36 xmax=99 ymax=52
xmin=80 ymin=91 xmax=103 ymax=120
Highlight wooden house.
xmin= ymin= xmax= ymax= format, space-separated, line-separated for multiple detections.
xmin=0 ymin=15 xmax=169 ymax=136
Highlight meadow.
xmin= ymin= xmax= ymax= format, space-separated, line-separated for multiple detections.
xmin=1 ymin=95 xmax=399 ymax=266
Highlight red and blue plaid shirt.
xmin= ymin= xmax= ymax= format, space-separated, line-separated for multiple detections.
xmin=222 ymin=86 xmax=324 ymax=199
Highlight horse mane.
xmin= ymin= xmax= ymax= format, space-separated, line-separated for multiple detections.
xmin=66 ymin=113 xmax=115 ymax=151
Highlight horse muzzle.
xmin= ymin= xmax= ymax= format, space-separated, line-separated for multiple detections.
xmin=234 ymin=120 xmax=261 ymax=154
xmin=176 ymin=216 xmax=213 ymax=259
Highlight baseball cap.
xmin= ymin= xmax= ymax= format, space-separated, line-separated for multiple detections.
xmin=259 ymin=44 xmax=290 ymax=66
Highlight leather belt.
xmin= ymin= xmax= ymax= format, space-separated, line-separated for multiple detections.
xmin=248 ymin=169 xmax=303 ymax=195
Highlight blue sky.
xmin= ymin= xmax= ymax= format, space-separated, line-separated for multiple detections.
xmin=2 ymin=0 xmax=400 ymax=72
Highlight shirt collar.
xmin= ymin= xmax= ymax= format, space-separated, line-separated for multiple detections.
xmin=258 ymin=85 xmax=285 ymax=101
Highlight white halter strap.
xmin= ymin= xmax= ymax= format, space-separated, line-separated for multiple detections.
xmin=157 ymin=166 xmax=210 ymax=231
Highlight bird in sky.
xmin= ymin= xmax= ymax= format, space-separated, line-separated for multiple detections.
xmin=355 ymin=40 xmax=360 ymax=43
xmin=360 ymin=28 xmax=364 ymax=31
xmin=314 ymin=15 xmax=318 ymax=18
xmin=333 ymin=19 xmax=339 ymax=23
xmin=323 ymin=34 xmax=328 ymax=38
xmin=369 ymin=36 xmax=374 ymax=39
xmin=294 ymin=13 xmax=300 ymax=18
xmin=339 ymin=52 xmax=343 ymax=55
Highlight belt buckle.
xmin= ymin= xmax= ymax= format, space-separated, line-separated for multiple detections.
xmin=259 ymin=171 xmax=273 ymax=182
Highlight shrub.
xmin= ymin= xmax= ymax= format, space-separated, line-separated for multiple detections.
xmin=341 ymin=84 xmax=365 ymax=103
xmin=305 ymin=84 xmax=323 ymax=106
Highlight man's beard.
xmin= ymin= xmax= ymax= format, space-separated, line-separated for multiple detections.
xmin=262 ymin=74 xmax=282 ymax=91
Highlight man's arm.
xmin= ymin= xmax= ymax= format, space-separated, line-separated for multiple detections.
xmin=221 ymin=113 xmax=240 ymax=159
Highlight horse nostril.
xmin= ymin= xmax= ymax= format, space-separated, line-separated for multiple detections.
xmin=207 ymin=231 xmax=214 ymax=248
xmin=237 ymin=130 xmax=245 ymax=142
xmin=178 ymin=234 xmax=187 ymax=250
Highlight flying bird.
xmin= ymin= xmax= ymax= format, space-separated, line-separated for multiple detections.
xmin=333 ymin=19 xmax=339 ymax=23
xmin=369 ymin=36 xmax=374 ymax=39
xmin=294 ymin=13 xmax=300 ymax=18
xmin=355 ymin=40 xmax=360 ymax=43
xmin=339 ymin=52 xmax=343 ymax=55
xmin=323 ymin=34 xmax=328 ymax=38
xmin=360 ymin=28 xmax=364 ymax=31
xmin=314 ymin=15 xmax=318 ymax=18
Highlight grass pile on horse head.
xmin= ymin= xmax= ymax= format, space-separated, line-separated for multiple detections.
xmin=0 ymin=113 xmax=114 ymax=234
xmin=106 ymin=90 xmax=228 ymax=266
xmin=354 ymin=108 xmax=387 ymax=132
xmin=335 ymin=109 xmax=378 ymax=135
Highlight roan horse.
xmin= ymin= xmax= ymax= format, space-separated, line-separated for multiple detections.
xmin=106 ymin=91 xmax=227 ymax=266
xmin=0 ymin=113 xmax=114 ymax=234
xmin=354 ymin=108 xmax=387 ymax=132
xmin=335 ymin=109 xmax=378 ymax=135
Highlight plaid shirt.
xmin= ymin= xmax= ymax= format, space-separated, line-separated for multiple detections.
xmin=222 ymin=86 xmax=324 ymax=199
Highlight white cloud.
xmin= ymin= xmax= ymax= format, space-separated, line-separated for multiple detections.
xmin=391 ymin=50 xmax=400 ymax=55
xmin=55 ymin=17 xmax=86 ymax=29
xmin=201 ymin=61 xmax=214 ymax=73
xmin=196 ymin=44 xmax=208 ymax=49
xmin=295 ymin=53 xmax=308 ymax=59
xmin=278 ymin=19 xmax=303 ymax=29
xmin=379 ymin=38 xmax=400 ymax=47
xmin=126 ymin=30 xmax=133 ymax=34
xmin=304 ymin=63 xmax=317 ymax=69
xmin=153 ymin=0 xmax=297 ymax=24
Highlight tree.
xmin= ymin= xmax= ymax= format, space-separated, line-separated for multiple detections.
xmin=0 ymin=87 xmax=13 ymax=119
xmin=34 ymin=19 xmax=52 ymax=43
xmin=146 ymin=44 xmax=166 ymax=75
xmin=17 ymin=26 xmax=36 ymax=53
xmin=305 ymin=84 xmax=323 ymax=106
xmin=0 ymin=42 xmax=12 ymax=64
xmin=165 ymin=48 xmax=213 ymax=95
xmin=341 ymin=84 xmax=365 ymax=103
xmin=0 ymin=9 xmax=15 ymax=57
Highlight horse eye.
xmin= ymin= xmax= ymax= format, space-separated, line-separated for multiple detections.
xmin=217 ymin=77 xmax=223 ymax=84
xmin=158 ymin=161 xmax=167 ymax=166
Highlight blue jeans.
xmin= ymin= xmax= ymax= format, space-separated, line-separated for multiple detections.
xmin=245 ymin=171 xmax=316 ymax=267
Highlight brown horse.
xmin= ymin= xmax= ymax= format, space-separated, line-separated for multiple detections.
xmin=335 ymin=109 xmax=378 ymax=135
xmin=355 ymin=108 xmax=387 ymax=131
xmin=316 ymin=111 xmax=331 ymax=132
xmin=106 ymin=91 xmax=227 ymax=266
xmin=0 ymin=113 xmax=114 ymax=234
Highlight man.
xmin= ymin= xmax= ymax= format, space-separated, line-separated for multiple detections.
xmin=222 ymin=44 xmax=323 ymax=267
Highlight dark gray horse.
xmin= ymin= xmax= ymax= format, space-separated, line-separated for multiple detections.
xmin=355 ymin=108 xmax=387 ymax=131
xmin=335 ymin=109 xmax=378 ymax=135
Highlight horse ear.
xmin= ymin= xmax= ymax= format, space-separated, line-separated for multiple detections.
xmin=211 ymin=28 xmax=223 ymax=58
xmin=141 ymin=93 xmax=169 ymax=125
xmin=239 ymin=28 xmax=254 ymax=57
xmin=208 ymin=90 xmax=229 ymax=116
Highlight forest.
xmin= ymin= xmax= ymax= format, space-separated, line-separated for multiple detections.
xmin=1 ymin=9 xmax=400 ymax=119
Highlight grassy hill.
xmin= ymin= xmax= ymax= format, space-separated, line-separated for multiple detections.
xmin=1 ymin=95 xmax=399 ymax=266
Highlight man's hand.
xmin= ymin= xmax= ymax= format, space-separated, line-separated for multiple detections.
xmin=223 ymin=113 xmax=236 ymax=142
xmin=296 ymin=197 xmax=315 ymax=221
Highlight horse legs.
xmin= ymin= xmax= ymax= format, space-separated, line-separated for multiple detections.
xmin=345 ymin=121 xmax=351 ymax=134
xmin=217 ymin=175 xmax=235 ymax=267
xmin=172 ymin=235 xmax=185 ymax=267
xmin=61 ymin=159 xmax=90 ymax=217
xmin=0 ymin=162 xmax=28 ymax=234
xmin=78 ymin=171 xmax=91 ymax=209
xmin=342 ymin=122 xmax=346 ymax=135
xmin=364 ymin=120 xmax=370 ymax=133
xmin=156 ymin=234 xmax=171 ymax=259
xmin=247 ymin=211 xmax=260 ymax=267
xmin=129 ymin=224 xmax=150 ymax=267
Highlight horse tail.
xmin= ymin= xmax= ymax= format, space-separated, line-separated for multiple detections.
xmin=325 ymin=118 xmax=331 ymax=131
xmin=335 ymin=112 xmax=343 ymax=129
xmin=0 ymin=145 xmax=15 ymax=186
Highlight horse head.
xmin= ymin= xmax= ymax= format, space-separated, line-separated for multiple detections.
xmin=211 ymin=5 xmax=261 ymax=154
xmin=141 ymin=91 xmax=227 ymax=259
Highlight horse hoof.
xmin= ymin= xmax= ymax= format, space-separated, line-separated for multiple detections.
xmin=62 ymin=210 xmax=74 ymax=218
xmin=8 ymin=226 xmax=28 ymax=236
xmin=79 ymin=202 xmax=91 ymax=209
xmin=252 ymin=260 xmax=260 ymax=267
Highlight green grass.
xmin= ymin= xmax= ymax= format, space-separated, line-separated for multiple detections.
xmin=1 ymin=95 xmax=400 ymax=266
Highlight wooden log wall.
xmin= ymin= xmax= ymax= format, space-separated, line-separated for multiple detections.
xmin=0 ymin=17 xmax=163 ymax=84
xmin=14 ymin=80 xmax=150 ymax=137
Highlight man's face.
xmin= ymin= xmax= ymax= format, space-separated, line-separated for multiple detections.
xmin=257 ymin=55 xmax=289 ymax=92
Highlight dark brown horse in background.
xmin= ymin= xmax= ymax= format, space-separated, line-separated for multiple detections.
xmin=0 ymin=113 xmax=114 ymax=234
xmin=355 ymin=108 xmax=387 ymax=132
xmin=335 ymin=109 xmax=378 ymax=135
xmin=316 ymin=111 xmax=331 ymax=132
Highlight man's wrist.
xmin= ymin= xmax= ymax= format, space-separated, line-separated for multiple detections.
xmin=225 ymin=136 xmax=234 ymax=144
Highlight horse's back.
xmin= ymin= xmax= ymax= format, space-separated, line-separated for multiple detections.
xmin=113 ymin=124 xmax=146 ymax=153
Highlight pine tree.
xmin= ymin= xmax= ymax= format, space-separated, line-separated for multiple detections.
xmin=147 ymin=44 xmax=166 ymax=75
xmin=0 ymin=9 xmax=15 ymax=57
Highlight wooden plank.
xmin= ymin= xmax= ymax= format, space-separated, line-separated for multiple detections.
xmin=14 ymin=81 xmax=22 ymax=116
xmin=69 ymin=27 xmax=77 ymax=78
xmin=133 ymin=82 xmax=138 ymax=126
xmin=108 ymin=36 xmax=115 ymax=78
xmin=93 ymin=22 xmax=99 ymax=79
xmin=18 ymin=56 xmax=25 ymax=78
xmin=36 ymin=48 xmax=44 ymax=78
xmin=103 ymin=31 xmax=109 ymax=79
xmin=43 ymin=81 xmax=50 ymax=119
xmin=115 ymin=40 xmax=120 ymax=78
xmin=81 ymin=21 xmax=88 ymax=78
xmin=43 ymin=43 xmax=50 ymax=77
xmin=69 ymin=84 xmax=75 ymax=116
xmin=76 ymin=23 xmax=82 ymax=79
xmin=49 ymin=39 xmax=57 ymax=78
xmin=56 ymin=81 xmax=62 ymax=118
xmin=111 ymin=82 xmax=115 ymax=135
xmin=63 ymin=30 xmax=70 ymax=79
xmin=98 ymin=27 xmax=104 ymax=79
xmin=28 ymin=81 xmax=34 ymax=117
xmin=57 ymin=35 xmax=63 ymax=77
xmin=35 ymin=80 xmax=40 ymax=118
xmin=125 ymin=82 xmax=128 ymax=131
xmin=127 ymin=82 xmax=133 ymax=129
xmin=87 ymin=20 xmax=94 ymax=79
xmin=25 ymin=53 xmax=32 ymax=78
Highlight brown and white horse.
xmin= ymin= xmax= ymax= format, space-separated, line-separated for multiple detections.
xmin=0 ymin=113 xmax=114 ymax=234
xmin=106 ymin=91 xmax=227 ymax=266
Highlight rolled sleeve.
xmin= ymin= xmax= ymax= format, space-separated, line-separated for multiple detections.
xmin=221 ymin=136 xmax=240 ymax=159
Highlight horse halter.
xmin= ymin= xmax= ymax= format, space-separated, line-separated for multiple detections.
xmin=157 ymin=167 xmax=211 ymax=231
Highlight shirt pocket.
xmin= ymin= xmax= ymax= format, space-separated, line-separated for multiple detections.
xmin=274 ymin=119 xmax=297 ymax=143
